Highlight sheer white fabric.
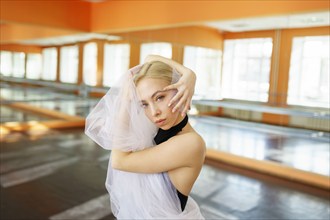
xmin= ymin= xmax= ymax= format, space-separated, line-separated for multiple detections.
xmin=85 ymin=64 xmax=204 ymax=219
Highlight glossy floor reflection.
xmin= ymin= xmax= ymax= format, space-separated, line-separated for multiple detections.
xmin=193 ymin=165 xmax=329 ymax=219
xmin=0 ymin=86 xmax=97 ymax=117
xmin=1 ymin=129 xmax=329 ymax=220
xmin=190 ymin=116 xmax=330 ymax=176
xmin=0 ymin=85 xmax=79 ymax=102
xmin=1 ymin=106 xmax=53 ymax=123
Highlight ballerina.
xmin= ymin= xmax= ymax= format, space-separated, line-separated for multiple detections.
xmin=86 ymin=55 xmax=205 ymax=219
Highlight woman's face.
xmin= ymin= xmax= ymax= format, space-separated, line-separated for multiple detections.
xmin=136 ymin=77 xmax=181 ymax=130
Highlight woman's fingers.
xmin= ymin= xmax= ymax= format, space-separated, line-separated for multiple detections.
xmin=164 ymin=83 xmax=182 ymax=106
xmin=163 ymin=77 xmax=194 ymax=116
xmin=163 ymin=81 xmax=182 ymax=91
xmin=172 ymin=92 xmax=188 ymax=115
xmin=169 ymin=90 xmax=183 ymax=108
xmin=182 ymin=97 xmax=192 ymax=115
xmin=180 ymin=95 xmax=191 ymax=116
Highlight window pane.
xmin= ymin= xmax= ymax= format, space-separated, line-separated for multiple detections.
xmin=42 ymin=48 xmax=57 ymax=81
xmin=140 ymin=42 xmax=172 ymax=63
xmin=12 ymin=52 xmax=25 ymax=78
xmin=288 ymin=36 xmax=330 ymax=108
xmin=26 ymin=53 xmax=42 ymax=80
xmin=103 ymin=43 xmax=130 ymax=87
xmin=60 ymin=45 xmax=78 ymax=84
xmin=222 ymin=38 xmax=273 ymax=102
xmin=83 ymin=42 xmax=97 ymax=86
xmin=0 ymin=51 xmax=13 ymax=76
xmin=183 ymin=46 xmax=222 ymax=99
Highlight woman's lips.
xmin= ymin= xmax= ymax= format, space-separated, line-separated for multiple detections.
xmin=155 ymin=119 xmax=166 ymax=126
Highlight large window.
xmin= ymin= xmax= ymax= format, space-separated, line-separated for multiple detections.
xmin=60 ymin=45 xmax=78 ymax=83
xmin=42 ymin=48 xmax=57 ymax=81
xmin=12 ymin=52 xmax=26 ymax=78
xmin=287 ymin=36 xmax=329 ymax=108
xmin=0 ymin=51 xmax=13 ymax=76
xmin=26 ymin=53 xmax=42 ymax=80
xmin=103 ymin=43 xmax=130 ymax=87
xmin=140 ymin=42 xmax=172 ymax=63
xmin=83 ymin=42 xmax=98 ymax=86
xmin=183 ymin=46 xmax=222 ymax=99
xmin=222 ymin=38 xmax=273 ymax=102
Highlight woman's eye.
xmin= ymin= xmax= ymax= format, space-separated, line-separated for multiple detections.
xmin=141 ymin=103 xmax=148 ymax=108
xmin=156 ymin=96 xmax=165 ymax=102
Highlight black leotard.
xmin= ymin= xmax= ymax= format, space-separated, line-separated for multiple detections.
xmin=154 ymin=115 xmax=189 ymax=211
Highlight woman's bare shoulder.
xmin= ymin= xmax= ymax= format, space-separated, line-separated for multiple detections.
xmin=181 ymin=131 xmax=205 ymax=147
xmin=179 ymin=127 xmax=205 ymax=145
xmin=171 ymin=131 xmax=206 ymax=162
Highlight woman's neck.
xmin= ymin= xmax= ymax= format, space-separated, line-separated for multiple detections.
xmin=154 ymin=115 xmax=189 ymax=145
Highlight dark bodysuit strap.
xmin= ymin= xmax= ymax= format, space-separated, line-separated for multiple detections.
xmin=154 ymin=115 xmax=189 ymax=211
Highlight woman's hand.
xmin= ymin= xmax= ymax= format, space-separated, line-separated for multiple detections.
xmin=144 ymin=55 xmax=196 ymax=116
xmin=163 ymin=70 xmax=195 ymax=116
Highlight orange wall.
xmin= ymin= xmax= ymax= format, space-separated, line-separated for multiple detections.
xmin=0 ymin=23 xmax=80 ymax=44
xmin=223 ymin=30 xmax=276 ymax=40
xmin=129 ymin=41 xmax=141 ymax=68
xmin=116 ymin=26 xmax=222 ymax=67
xmin=1 ymin=1 xmax=328 ymax=44
xmin=91 ymin=0 xmax=329 ymax=32
xmin=2 ymin=0 xmax=328 ymax=39
xmin=0 ymin=0 xmax=91 ymax=31
xmin=0 ymin=44 xmax=42 ymax=53
xmin=117 ymin=26 xmax=222 ymax=50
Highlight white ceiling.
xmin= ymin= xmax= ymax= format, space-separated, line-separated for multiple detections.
xmin=204 ymin=11 xmax=329 ymax=32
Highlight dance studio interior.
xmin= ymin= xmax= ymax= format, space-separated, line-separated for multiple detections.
xmin=0 ymin=1 xmax=329 ymax=219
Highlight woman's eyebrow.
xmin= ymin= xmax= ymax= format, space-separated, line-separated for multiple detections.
xmin=140 ymin=90 xmax=167 ymax=102
xmin=151 ymin=90 xmax=164 ymax=99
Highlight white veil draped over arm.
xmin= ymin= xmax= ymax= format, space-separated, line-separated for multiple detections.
xmin=85 ymin=65 xmax=204 ymax=219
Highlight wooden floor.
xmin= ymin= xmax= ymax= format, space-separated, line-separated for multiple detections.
xmin=1 ymin=128 xmax=329 ymax=220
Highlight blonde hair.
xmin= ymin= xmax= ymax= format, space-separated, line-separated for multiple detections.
xmin=133 ymin=61 xmax=173 ymax=86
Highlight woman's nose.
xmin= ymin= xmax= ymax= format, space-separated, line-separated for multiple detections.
xmin=150 ymin=105 xmax=161 ymax=116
